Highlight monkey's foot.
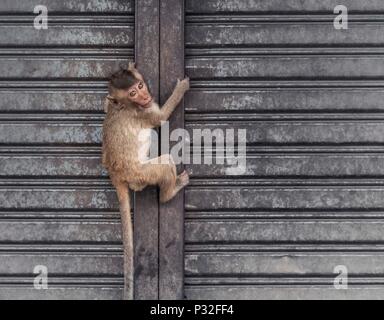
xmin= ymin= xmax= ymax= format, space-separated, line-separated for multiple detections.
xmin=176 ymin=170 xmax=189 ymax=188
xmin=160 ymin=171 xmax=189 ymax=203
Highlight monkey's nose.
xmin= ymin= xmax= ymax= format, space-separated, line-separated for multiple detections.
xmin=138 ymin=93 xmax=147 ymax=99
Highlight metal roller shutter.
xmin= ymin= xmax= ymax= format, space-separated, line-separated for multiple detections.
xmin=184 ymin=0 xmax=384 ymax=299
xmin=0 ymin=0 xmax=134 ymax=299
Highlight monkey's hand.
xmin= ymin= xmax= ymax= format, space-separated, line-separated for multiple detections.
xmin=128 ymin=62 xmax=138 ymax=72
xmin=176 ymin=77 xmax=190 ymax=93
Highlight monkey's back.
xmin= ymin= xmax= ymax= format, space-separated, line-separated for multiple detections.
xmin=102 ymin=107 xmax=142 ymax=175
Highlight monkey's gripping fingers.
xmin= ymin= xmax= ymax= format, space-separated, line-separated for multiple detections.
xmin=128 ymin=61 xmax=137 ymax=71
xmin=176 ymin=77 xmax=190 ymax=93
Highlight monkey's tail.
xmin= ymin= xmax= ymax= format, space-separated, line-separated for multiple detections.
xmin=115 ymin=183 xmax=134 ymax=300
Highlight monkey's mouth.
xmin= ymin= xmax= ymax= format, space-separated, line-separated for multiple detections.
xmin=139 ymin=97 xmax=153 ymax=108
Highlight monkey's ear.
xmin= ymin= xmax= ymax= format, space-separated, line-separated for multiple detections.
xmin=104 ymin=95 xmax=117 ymax=113
xmin=106 ymin=95 xmax=116 ymax=102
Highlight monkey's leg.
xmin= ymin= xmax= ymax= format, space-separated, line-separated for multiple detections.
xmin=114 ymin=182 xmax=134 ymax=300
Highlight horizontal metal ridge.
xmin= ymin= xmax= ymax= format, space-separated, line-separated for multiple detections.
xmin=186 ymin=14 xmax=384 ymax=23
xmin=0 ymin=244 xmax=121 ymax=253
xmin=0 ymin=15 xmax=134 ymax=24
xmin=189 ymin=179 xmax=384 ymax=187
xmin=3 ymin=145 xmax=384 ymax=154
xmin=0 ymin=178 xmax=111 ymax=187
xmin=6 ymin=118 xmax=384 ymax=124
xmin=0 ymin=146 xmax=101 ymax=154
xmin=0 ymin=185 xmax=113 ymax=191
xmin=0 ymin=120 xmax=102 ymax=124
xmin=4 ymin=80 xmax=384 ymax=89
xmin=0 ymin=211 xmax=121 ymax=219
xmin=0 ymin=48 xmax=134 ymax=57
xmin=0 ymin=219 xmax=120 ymax=225
xmin=185 ymin=112 xmax=384 ymax=121
xmin=185 ymin=218 xmax=384 ymax=223
xmin=0 ymin=113 xmax=105 ymax=121
xmin=191 ymin=80 xmax=384 ymax=88
xmin=6 ymin=179 xmax=384 ymax=188
xmin=6 ymin=112 xmax=384 ymax=121
xmin=244 ymin=146 xmax=384 ymax=153
xmin=185 ymin=211 xmax=384 ymax=220
xmin=0 ymin=81 xmax=108 ymax=89
xmin=185 ymin=244 xmax=384 ymax=252
xmin=185 ymin=119 xmax=384 ymax=123
xmin=185 ymin=277 xmax=384 ymax=286
xmin=189 ymin=147 xmax=384 ymax=153
xmin=0 ymin=277 xmax=122 ymax=286
xmin=187 ymin=54 xmax=384 ymax=60
xmin=187 ymin=87 xmax=384 ymax=92
xmin=4 ymin=146 xmax=384 ymax=154
xmin=186 ymin=47 xmax=384 ymax=56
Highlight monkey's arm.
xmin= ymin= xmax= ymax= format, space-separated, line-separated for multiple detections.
xmin=128 ymin=62 xmax=144 ymax=82
xmin=149 ymin=78 xmax=190 ymax=126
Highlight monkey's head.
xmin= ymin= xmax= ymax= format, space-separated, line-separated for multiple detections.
xmin=107 ymin=68 xmax=153 ymax=109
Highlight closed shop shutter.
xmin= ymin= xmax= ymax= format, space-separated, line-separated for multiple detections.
xmin=184 ymin=0 xmax=384 ymax=299
xmin=0 ymin=0 xmax=134 ymax=299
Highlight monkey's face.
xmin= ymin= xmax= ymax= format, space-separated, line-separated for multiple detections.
xmin=124 ymin=80 xmax=153 ymax=108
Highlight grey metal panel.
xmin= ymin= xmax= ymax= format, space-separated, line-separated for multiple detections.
xmin=185 ymin=187 xmax=384 ymax=210
xmin=0 ymin=58 xmax=129 ymax=79
xmin=187 ymin=155 xmax=384 ymax=177
xmin=0 ymin=25 xmax=134 ymax=46
xmin=186 ymin=23 xmax=384 ymax=47
xmin=0 ymin=0 xmax=134 ymax=12
xmin=0 ymin=2 xmax=134 ymax=300
xmin=186 ymin=121 xmax=384 ymax=144
xmin=185 ymin=220 xmax=384 ymax=242
xmin=185 ymin=3 xmax=384 ymax=300
xmin=0 ymin=287 xmax=122 ymax=300
xmin=0 ymin=91 xmax=108 ymax=112
xmin=0 ymin=155 xmax=105 ymax=177
xmin=0 ymin=220 xmax=121 ymax=242
xmin=0 ymin=253 xmax=122 ymax=274
xmin=7 ymin=120 xmax=384 ymax=144
xmin=0 ymin=188 xmax=118 ymax=209
xmin=186 ymin=56 xmax=384 ymax=79
xmin=0 ymin=122 xmax=101 ymax=144
xmin=185 ymin=88 xmax=384 ymax=113
xmin=185 ymin=253 xmax=384 ymax=275
xmin=185 ymin=286 xmax=384 ymax=300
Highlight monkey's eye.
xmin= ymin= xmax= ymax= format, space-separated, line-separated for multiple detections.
xmin=129 ymin=91 xmax=137 ymax=97
xmin=138 ymin=82 xmax=143 ymax=89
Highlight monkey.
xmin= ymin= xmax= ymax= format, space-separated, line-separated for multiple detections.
xmin=102 ymin=62 xmax=190 ymax=300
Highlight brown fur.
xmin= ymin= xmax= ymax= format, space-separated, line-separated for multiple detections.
xmin=102 ymin=62 xmax=189 ymax=299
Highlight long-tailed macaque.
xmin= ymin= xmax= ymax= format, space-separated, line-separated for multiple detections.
xmin=102 ymin=62 xmax=189 ymax=300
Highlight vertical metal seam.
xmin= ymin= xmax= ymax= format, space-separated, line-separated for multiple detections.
xmin=157 ymin=0 xmax=161 ymax=300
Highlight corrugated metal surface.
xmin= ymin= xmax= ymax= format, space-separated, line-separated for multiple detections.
xmin=184 ymin=0 xmax=384 ymax=299
xmin=0 ymin=0 xmax=134 ymax=299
